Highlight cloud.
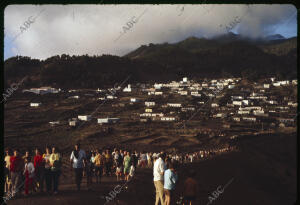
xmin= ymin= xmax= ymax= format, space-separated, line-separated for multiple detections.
xmin=4 ymin=4 xmax=297 ymax=59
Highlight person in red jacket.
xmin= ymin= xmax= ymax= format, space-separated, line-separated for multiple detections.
xmin=10 ymin=149 xmax=24 ymax=197
xmin=34 ymin=148 xmax=45 ymax=193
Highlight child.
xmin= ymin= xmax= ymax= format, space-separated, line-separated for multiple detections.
xmin=183 ymin=169 xmax=198 ymax=205
xmin=129 ymin=162 xmax=135 ymax=180
xmin=24 ymin=157 xmax=35 ymax=196
xmin=115 ymin=161 xmax=122 ymax=182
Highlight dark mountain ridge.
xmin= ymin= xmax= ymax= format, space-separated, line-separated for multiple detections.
xmin=4 ymin=33 xmax=297 ymax=89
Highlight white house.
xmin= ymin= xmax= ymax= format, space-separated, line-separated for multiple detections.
xmin=181 ymin=107 xmax=195 ymax=112
xmin=145 ymin=101 xmax=155 ymax=107
xmin=69 ymin=118 xmax=79 ymax=127
xmin=78 ymin=115 xmax=92 ymax=121
xmin=161 ymin=117 xmax=176 ymax=121
xmin=211 ymin=103 xmax=219 ymax=108
xmin=30 ymin=103 xmax=42 ymax=107
xmin=154 ymin=83 xmax=162 ymax=89
xmin=68 ymin=95 xmax=79 ymax=99
xmin=49 ymin=121 xmax=60 ymax=126
xmin=263 ymin=84 xmax=270 ymax=88
xmin=216 ymin=113 xmax=227 ymax=118
xmin=107 ymin=95 xmax=117 ymax=99
xmin=130 ymin=98 xmax=140 ymax=103
xmin=232 ymin=96 xmax=243 ymax=100
xmin=123 ymin=84 xmax=132 ymax=92
xmin=233 ymin=117 xmax=240 ymax=122
xmin=178 ymin=91 xmax=188 ymax=95
xmin=242 ymin=100 xmax=249 ymax=105
xmin=238 ymin=110 xmax=250 ymax=115
xmin=23 ymin=87 xmax=60 ymax=95
xmin=97 ymin=118 xmax=120 ymax=124
xmin=253 ymin=110 xmax=265 ymax=116
xmin=233 ymin=101 xmax=242 ymax=106
xmin=268 ymin=100 xmax=278 ymax=105
xmin=273 ymin=82 xmax=281 ymax=87
xmin=151 ymin=113 xmax=164 ymax=117
xmin=243 ymin=117 xmax=256 ymax=122
xmin=167 ymin=103 xmax=182 ymax=108
xmin=145 ymin=108 xmax=152 ymax=113
xmin=140 ymin=113 xmax=152 ymax=117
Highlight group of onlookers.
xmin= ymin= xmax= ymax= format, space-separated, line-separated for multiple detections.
xmin=4 ymin=144 xmax=235 ymax=204
xmin=4 ymin=146 xmax=61 ymax=197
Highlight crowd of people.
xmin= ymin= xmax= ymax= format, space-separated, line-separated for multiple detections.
xmin=4 ymin=146 xmax=61 ymax=197
xmin=4 ymin=143 xmax=236 ymax=204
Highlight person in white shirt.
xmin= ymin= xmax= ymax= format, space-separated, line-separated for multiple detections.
xmin=70 ymin=143 xmax=86 ymax=191
xmin=129 ymin=162 xmax=135 ymax=179
xmin=153 ymin=153 xmax=166 ymax=205
xmin=24 ymin=157 xmax=35 ymax=195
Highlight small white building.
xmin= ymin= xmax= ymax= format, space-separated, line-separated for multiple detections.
xmin=49 ymin=121 xmax=60 ymax=126
xmin=145 ymin=108 xmax=152 ymax=113
xmin=154 ymin=83 xmax=162 ymax=89
xmin=211 ymin=103 xmax=219 ymax=108
xmin=167 ymin=103 xmax=182 ymax=108
xmin=145 ymin=101 xmax=155 ymax=107
xmin=68 ymin=95 xmax=79 ymax=99
xmin=30 ymin=103 xmax=42 ymax=107
xmin=181 ymin=107 xmax=195 ymax=112
xmin=238 ymin=110 xmax=250 ymax=115
xmin=97 ymin=118 xmax=120 ymax=124
xmin=216 ymin=113 xmax=227 ymax=118
xmin=161 ymin=117 xmax=176 ymax=121
xmin=78 ymin=115 xmax=92 ymax=121
xmin=178 ymin=91 xmax=188 ymax=95
xmin=107 ymin=95 xmax=117 ymax=99
xmin=130 ymin=98 xmax=140 ymax=103
xmin=233 ymin=101 xmax=242 ymax=106
xmin=233 ymin=117 xmax=240 ymax=122
xmin=123 ymin=84 xmax=132 ymax=92
xmin=263 ymin=84 xmax=270 ymax=89
xmin=243 ymin=117 xmax=256 ymax=122
xmin=242 ymin=100 xmax=249 ymax=105
xmin=69 ymin=118 xmax=79 ymax=127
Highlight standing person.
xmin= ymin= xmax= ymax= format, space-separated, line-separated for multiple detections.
xmin=70 ymin=143 xmax=86 ymax=191
xmin=34 ymin=148 xmax=45 ymax=193
xmin=183 ymin=170 xmax=198 ymax=205
xmin=10 ymin=149 xmax=24 ymax=197
xmin=43 ymin=146 xmax=52 ymax=194
xmin=104 ymin=149 xmax=112 ymax=176
xmin=131 ymin=151 xmax=138 ymax=169
xmin=123 ymin=151 xmax=131 ymax=182
xmin=153 ymin=153 xmax=166 ymax=205
xmin=85 ymin=151 xmax=93 ymax=190
xmin=49 ymin=146 xmax=61 ymax=194
xmin=129 ymin=161 xmax=135 ymax=180
xmin=23 ymin=157 xmax=35 ymax=196
xmin=4 ymin=148 xmax=12 ymax=195
xmin=164 ymin=162 xmax=178 ymax=205
xmin=94 ymin=149 xmax=104 ymax=183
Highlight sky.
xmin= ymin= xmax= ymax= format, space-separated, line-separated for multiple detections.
xmin=4 ymin=4 xmax=297 ymax=60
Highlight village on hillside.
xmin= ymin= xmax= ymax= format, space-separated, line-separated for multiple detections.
xmin=5 ymin=76 xmax=296 ymax=149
